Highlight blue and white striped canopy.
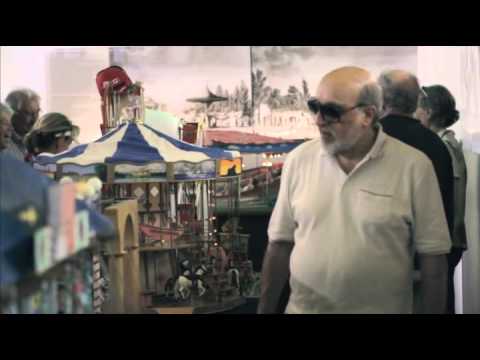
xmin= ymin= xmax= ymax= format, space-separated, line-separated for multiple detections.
xmin=36 ymin=122 xmax=239 ymax=167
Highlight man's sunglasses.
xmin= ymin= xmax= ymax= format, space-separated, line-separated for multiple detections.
xmin=307 ymin=98 xmax=366 ymax=125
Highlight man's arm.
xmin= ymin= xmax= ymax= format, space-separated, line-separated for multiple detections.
xmin=418 ymin=254 xmax=448 ymax=314
xmin=257 ymin=241 xmax=293 ymax=314
xmin=412 ymin=155 xmax=452 ymax=314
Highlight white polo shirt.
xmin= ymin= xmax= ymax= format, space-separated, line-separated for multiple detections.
xmin=268 ymin=127 xmax=452 ymax=314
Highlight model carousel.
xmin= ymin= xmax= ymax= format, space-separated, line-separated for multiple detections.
xmin=35 ymin=66 xmax=251 ymax=313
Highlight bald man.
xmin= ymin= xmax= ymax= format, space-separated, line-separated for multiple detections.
xmin=378 ymin=71 xmax=455 ymax=313
xmin=258 ymin=66 xmax=450 ymax=314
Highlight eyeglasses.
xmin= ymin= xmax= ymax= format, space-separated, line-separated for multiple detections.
xmin=54 ymin=130 xmax=74 ymax=145
xmin=307 ymin=98 xmax=366 ymax=125
xmin=420 ymin=87 xmax=429 ymax=99
xmin=418 ymin=87 xmax=431 ymax=109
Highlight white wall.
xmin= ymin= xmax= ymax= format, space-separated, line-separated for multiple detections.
xmin=417 ymin=47 xmax=464 ymax=138
xmin=1 ymin=46 xmax=55 ymax=110
xmin=1 ymin=46 xmax=110 ymax=143
xmin=462 ymin=151 xmax=480 ymax=313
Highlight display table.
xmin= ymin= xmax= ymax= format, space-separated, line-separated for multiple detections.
xmin=151 ymin=297 xmax=246 ymax=314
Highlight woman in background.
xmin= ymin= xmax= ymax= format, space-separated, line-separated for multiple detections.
xmin=24 ymin=112 xmax=79 ymax=159
xmin=416 ymin=85 xmax=467 ymax=314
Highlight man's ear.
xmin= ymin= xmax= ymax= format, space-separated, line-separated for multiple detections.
xmin=362 ymin=105 xmax=377 ymax=126
xmin=426 ymin=107 xmax=433 ymax=118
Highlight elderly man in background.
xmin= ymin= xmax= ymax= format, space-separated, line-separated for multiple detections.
xmin=378 ymin=71 xmax=455 ymax=313
xmin=378 ymin=71 xmax=454 ymax=239
xmin=4 ymin=89 xmax=41 ymax=160
xmin=0 ymin=103 xmax=14 ymax=151
xmin=258 ymin=66 xmax=451 ymax=314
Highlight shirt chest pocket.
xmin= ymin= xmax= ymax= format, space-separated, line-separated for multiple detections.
xmin=353 ymin=188 xmax=412 ymax=247
xmin=355 ymin=189 xmax=398 ymax=225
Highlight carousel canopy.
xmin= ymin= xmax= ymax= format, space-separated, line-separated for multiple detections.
xmin=36 ymin=122 xmax=239 ymax=167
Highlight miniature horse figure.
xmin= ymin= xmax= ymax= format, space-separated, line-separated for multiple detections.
xmin=164 ymin=259 xmax=193 ymax=301
xmin=165 ymin=263 xmax=209 ymax=301
xmin=174 ymin=259 xmax=194 ymax=300
xmin=192 ymin=264 xmax=209 ymax=297
xmin=174 ymin=275 xmax=193 ymax=300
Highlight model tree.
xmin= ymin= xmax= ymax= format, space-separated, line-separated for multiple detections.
xmin=302 ymin=79 xmax=310 ymax=108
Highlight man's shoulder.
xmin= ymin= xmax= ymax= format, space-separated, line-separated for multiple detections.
xmin=381 ymin=115 xmax=451 ymax=160
xmin=415 ymin=123 xmax=449 ymax=147
xmin=383 ymin=133 xmax=436 ymax=168
xmin=412 ymin=126 xmax=453 ymax=170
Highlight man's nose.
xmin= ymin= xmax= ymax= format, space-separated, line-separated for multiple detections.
xmin=315 ymin=113 xmax=327 ymax=127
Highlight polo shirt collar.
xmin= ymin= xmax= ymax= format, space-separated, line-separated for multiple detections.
xmin=366 ymin=124 xmax=387 ymax=160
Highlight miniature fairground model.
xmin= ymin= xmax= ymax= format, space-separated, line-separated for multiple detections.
xmin=34 ymin=66 xmax=252 ymax=313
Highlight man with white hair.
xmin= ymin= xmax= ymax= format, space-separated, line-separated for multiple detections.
xmin=4 ymin=88 xmax=41 ymax=160
xmin=0 ymin=103 xmax=14 ymax=151
xmin=258 ymin=66 xmax=451 ymax=314
xmin=378 ymin=71 xmax=456 ymax=313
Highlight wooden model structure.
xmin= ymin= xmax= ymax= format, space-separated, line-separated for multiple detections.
xmin=102 ymin=199 xmax=141 ymax=314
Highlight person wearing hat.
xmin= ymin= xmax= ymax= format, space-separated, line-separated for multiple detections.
xmin=416 ymin=85 xmax=467 ymax=314
xmin=24 ymin=112 xmax=80 ymax=159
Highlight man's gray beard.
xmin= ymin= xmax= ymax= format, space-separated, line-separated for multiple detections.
xmin=322 ymin=139 xmax=353 ymax=155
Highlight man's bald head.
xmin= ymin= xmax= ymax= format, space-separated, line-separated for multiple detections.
xmin=378 ymin=69 xmax=420 ymax=116
xmin=316 ymin=66 xmax=383 ymax=119
xmin=321 ymin=66 xmax=373 ymax=88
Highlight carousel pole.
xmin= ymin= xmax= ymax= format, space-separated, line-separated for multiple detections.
xmin=266 ymin=167 xmax=269 ymax=202
xmin=236 ymin=173 xmax=240 ymax=217
xmin=139 ymin=82 xmax=145 ymax=124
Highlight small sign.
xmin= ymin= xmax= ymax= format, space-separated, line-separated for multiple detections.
xmin=219 ymin=158 xmax=242 ymax=176
xmin=34 ymin=226 xmax=54 ymax=275
xmin=75 ymin=211 xmax=90 ymax=252
xmin=61 ymin=183 xmax=76 ymax=255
